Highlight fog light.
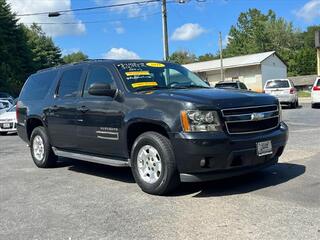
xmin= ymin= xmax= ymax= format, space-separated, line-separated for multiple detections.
xmin=200 ymin=158 xmax=206 ymax=167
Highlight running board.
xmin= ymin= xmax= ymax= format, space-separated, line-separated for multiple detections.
xmin=52 ymin=147 xmax=130 ymax=167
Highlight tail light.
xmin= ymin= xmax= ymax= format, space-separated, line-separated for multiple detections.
xmin=290 ymin=88 xmax=296 ymax=94
xmin=313 ymin=86 xmax=320 ymax=91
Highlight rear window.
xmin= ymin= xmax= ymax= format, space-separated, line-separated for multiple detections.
xmin=265 ymin=80 xmax=290 ymax=89
xmin=215 ymin=83 xmax=238 ymax=89
xmin=316 ymin=79 xmax=320 ymax=86
xmin=20 ymin=70 xmax=58 ymax=100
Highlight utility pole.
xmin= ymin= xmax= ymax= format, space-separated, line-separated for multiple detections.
xmin=219 ymin=32 xmax=224 ymax=81
xmin=315 ymin=30 xmax=320 ymax=75
xmin=161 ymin=0 xmax=169 ymax=61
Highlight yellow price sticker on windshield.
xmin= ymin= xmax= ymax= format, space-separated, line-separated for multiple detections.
xmin=131 ymin=82 xmax=158 ymax=88
xmin=125 ymin=71 xmax=150 ymax=76
xmin=146 ymin=62 xmax=165 ymax=68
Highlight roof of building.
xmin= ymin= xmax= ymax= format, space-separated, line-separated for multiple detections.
xmin=183 ymin=51 xmax=284 ymax=73
xmin=289 ymin=75 xmax=318 ymax=86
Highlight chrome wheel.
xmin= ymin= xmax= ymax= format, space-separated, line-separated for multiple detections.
xmin=33 ymin=135 xmax=45 ymax=161
xmin=137 ymin=145 xmax=162 ymax=184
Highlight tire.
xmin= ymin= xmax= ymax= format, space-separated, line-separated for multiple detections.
xmin=290 ymin=101 xmax=296 ymax=109
xmin=30 ymin=126 xmax=57 ymax=168
xmin=296 ymin=100 xmax=299 ymax=108
xmin=0 ymin=132 xmax=7 ymax=136
xmin=131 ymin=131 xmax=180 ymax=195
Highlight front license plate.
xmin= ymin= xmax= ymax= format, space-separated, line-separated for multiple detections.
xmin=257 ymin=140 xmax=272 ymax=156
xmin=2 ymin=123 xmax=10 ymax=128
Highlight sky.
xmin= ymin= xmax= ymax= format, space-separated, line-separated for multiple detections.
xmin=6 ymin=0 xmax=320 ymax=60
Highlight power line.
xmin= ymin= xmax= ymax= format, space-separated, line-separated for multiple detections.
xmin=23 ymin=11 xmax=162 ymax=25
xmin=16 ymin=0 xmax=162 ymax=17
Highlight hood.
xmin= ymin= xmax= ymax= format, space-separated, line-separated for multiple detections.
xmin=0 ymin=111 xmax=16 ymax=120
xmin=139 ymin=88 xmax=278 ymax=109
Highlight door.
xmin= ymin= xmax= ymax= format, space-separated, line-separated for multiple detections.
xmin=47 ymin=67 xmax=85 ymax=150
xmin=76 ymin=64 xmax=124 ymax=157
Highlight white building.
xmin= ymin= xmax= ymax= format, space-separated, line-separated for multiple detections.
xmin=183 ymin=51 xmax=287 ymax=92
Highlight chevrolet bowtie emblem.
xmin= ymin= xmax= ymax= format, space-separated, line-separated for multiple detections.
xmin=251 ymin=112 xmax=265 ymax=121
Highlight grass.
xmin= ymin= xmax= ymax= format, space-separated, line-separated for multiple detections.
xmin=297 ymin=91 xmax=311 ymax=98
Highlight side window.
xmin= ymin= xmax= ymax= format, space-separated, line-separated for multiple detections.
xmin=83 ymin=66 xmax=115 ymax=97
xmin=57 ymin=68 xmax=83 ymax=98
xmin=20 ymin=70 xmax=58 ymax=101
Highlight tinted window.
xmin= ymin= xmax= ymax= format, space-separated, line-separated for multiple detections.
xmin=266 ymin=80 xmax=290 ymax=89
xmin=240 ymin=83 xmax=247 ymax=90
xmin=316 ymin=79 xmax=320 ymax=87
xmin=215 ymin=83 xmax=238 ymax=89
xmin=84 ymin=66 xmax=115 ymax=97
xmin=58 ymin=68 xmax=83 ymax=98
xmin=20 ymin=70 xmax=58 ymax=100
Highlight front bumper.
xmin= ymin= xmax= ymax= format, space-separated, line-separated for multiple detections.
xmin=0 ymin=122 xmax=17 ymax=132
xmin=171 ymin=122 xmax=288 ymax=182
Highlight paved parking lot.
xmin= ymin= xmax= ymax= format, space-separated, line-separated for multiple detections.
xmin=0 ymin=102 xmax=319 ymax=240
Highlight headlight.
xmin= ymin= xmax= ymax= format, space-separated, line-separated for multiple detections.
xmin=180 ymin=110 xmax=221 ymax=132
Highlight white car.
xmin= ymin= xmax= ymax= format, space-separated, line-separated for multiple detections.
xmin=264 ymin=79 xmax=299 ymax=108
xmin=311 ymin=77 xmax=320 ymax=108
xmin=0 ymin=105 xmax=17 ymax=135
xmin=0 ymin=99 xmax=13 ymax=115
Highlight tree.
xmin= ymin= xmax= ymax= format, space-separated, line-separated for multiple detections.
xmin=63 ymin=51 xmax=88 ymax=64
xmin=169 ymin=50 xmax=197 ymax=64
xmin=23 ymin=24 xmax=63 ymax=71
xmin=0 ymin=0 xmax=33 ymax=96
xmin=198 ymin=53 xmax=217 ymax=62
xmin=224 ymin=8 xmax=318 ymax=76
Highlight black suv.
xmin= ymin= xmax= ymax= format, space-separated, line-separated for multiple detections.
xmin=17 ymin=60 xmax=288 ymax=195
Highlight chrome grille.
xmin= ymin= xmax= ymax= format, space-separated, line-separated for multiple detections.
xmin=221 ymin=105 xmax=280 ymax=134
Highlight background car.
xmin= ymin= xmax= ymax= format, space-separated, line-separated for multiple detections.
xmin=0 ymin=105 xmax=17 ymax=135
xmin=214 ymin=81 xmax=248 ymax=90
xmin=264 ymin=79 xmax=298 ymax=108
xmin=311 ymin=77 xmax=320 ymax=108
xmin=0 ymin=99 xmax=13 ymax=115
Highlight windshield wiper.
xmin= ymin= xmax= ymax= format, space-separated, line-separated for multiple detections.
xmin=135 ymin=86 xmax=169 ymax=92
xmin=170 ymin=85 xmax=210 ymax=89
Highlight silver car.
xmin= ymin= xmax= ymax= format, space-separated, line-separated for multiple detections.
xmin=264 ymin=79 xmax=298 ymax=108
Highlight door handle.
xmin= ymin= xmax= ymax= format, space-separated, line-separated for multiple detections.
xmin=77 ymin=106 xmax=89 ymax=113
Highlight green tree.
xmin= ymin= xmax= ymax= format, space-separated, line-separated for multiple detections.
xmin=23 ymin=24 xmax=63 ymax=71
xmin=63 ymin=51 xmax=88 ymax=64
xmin=0 ymin=0 xmax=33 ymax=96
xmin=169 ymin=50 xmax=197 ymax=64
xmin=198 ymin=53 xmax=217 ymax=62
xmin=224 ymin=8 xmax=319 ymax=76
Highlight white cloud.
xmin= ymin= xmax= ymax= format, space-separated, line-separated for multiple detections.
xmin=103 ymin=48 xmax=140 ymax=59
xmin=171 ymin=23 xmax=206 ymax=41
xmin=7 ymin=0 xmax=86 ymax=37
xmin=113 ymin=21 xmax=125 ymax=34
xmin=95 ymin=0 xmax=159 ymax=18
xmin=295 ymin=0 xmax=320 ymax=22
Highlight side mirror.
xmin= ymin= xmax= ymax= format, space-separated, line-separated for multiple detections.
xmin=88 ymin=83 xmax=117 ymax=98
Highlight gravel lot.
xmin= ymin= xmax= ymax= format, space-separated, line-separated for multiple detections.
xmin=0 ymin=102 xmax=319 ymax=240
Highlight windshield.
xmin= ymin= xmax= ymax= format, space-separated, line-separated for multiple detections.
xmin=115 ymin=62 xmax=209 ymax=91
xmin=215 ymin=83 xmax=238 ymax=89
xmin=266 ymin=80 xmax=290 ymax=89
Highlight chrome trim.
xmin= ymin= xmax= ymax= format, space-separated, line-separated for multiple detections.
xmin=226 ymin=115 xmax=279 ymax=123
xmin=221 ymin=105 xmax=280 ymax=135
xmin=96 ymin=131 xmax=119 ymax=140
xmin=221 ymin=104 xmax=278 ymax=116
xmin=52 ymin=147 xmax=129 ymax=167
